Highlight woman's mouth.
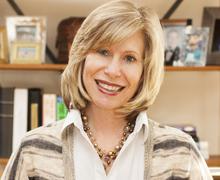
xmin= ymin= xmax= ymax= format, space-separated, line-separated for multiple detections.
xmin=95 ymin=79 xmax=124 ymax=95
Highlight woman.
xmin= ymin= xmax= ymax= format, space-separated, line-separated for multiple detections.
xmin=2 ymin=1 xmax=212 ymax=179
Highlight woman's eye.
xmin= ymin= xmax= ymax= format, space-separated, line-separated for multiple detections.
xmin=97 ymin=49 xmax=110 ymax=56
xmin=125 ymin=55 xmax=136 ymax=63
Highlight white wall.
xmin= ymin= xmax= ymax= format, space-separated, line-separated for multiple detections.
xmin=0 ymin=0 xmax=220 ymax=154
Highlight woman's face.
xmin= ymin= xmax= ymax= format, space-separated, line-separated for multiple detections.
xmin=83 ymin=30 xmax=145 ymax=110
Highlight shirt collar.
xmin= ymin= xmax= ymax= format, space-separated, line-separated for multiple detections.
xmin=61 ymin=109 xmax=82 ymax=133
xmin=133 ymin=111 xmax=149 ymax=141
xmin=61 ymin=109 xmax=149 ymax=141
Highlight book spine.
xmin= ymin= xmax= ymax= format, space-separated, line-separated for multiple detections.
xmin=56 ymin=96 xmax=68 ymax=120
xmin=13 ymin=88 xmax=28 ymax=152
xmin=28 ymin=88 xmax=42 ymax=130
xmin=42 ymin=94 xmax=57 ymax=125
xmin=0 ymin=87 xmax=14 ymax=158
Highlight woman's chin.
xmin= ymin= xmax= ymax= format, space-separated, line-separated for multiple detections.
xmin=90 ymin=100 xmax=122 ymax=111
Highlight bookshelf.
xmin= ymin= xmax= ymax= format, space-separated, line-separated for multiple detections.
xmin=0 ymin=64 xmax=220 ymax=71
xmin=0 ymin=64 xmax=66 ymax=71
xmin=165 ymin=66 xmax=220 ymax=71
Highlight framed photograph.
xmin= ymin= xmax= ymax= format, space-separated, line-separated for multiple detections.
xmin=183 ymin=27 xmax=209 ymax=66
xmin=11 ymin=42 xmax=41 ymax=64
xmin=202 ymin=7 xmax=220 ymax=65
xmin=0 ymin=27 xmax=9 ymax=63
xmin=161 ymin=19 xmax=190 ymax=66
xmin=163 ymin=26 xmax=186 ymax=66
xmin=6 ymin=16 xmax=46 ymax=64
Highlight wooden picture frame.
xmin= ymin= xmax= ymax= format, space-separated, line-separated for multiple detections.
xmin=6 ymin=16 xmax=46 ymax=64
xmin=202 ymin=7 xmax=220 ymax=65
xmin=11 ymin=42 xmax=41 ymax=64
xmin=0 ymin=27 xmax=9 ymax=63
xmin=160 ymin=19 xmax=190 ymax=27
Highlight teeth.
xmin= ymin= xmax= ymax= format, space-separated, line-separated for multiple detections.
xmin=98 ymin=82 xmax=121 ymax=92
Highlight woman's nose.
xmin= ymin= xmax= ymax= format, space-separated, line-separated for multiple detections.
xmin=104 ymin=57 xmax=121 ymax=78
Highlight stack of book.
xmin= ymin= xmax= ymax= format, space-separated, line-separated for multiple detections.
xmin=0 ymin=87 xmax=68 ymax=158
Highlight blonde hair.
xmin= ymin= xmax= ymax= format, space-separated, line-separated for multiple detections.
xmin=61 ymin=0 xmax=164 ymax=118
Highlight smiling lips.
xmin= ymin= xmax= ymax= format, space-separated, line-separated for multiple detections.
xmin=95 ymin=79 xmax=124 ymax=96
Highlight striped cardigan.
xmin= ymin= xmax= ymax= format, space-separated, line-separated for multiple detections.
xmin=2 ymin=118 xmax=212 ymax=180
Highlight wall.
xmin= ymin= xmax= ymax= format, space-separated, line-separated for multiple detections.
xmin=0 ymin=0 xmax=220 ymax=154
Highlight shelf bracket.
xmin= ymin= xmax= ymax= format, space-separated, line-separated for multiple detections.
xmin=162 ymin=0 xmax=184 ymax=19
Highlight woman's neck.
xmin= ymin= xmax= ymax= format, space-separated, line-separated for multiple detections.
xmin=84 ymin=103 xmax=127 ymax=150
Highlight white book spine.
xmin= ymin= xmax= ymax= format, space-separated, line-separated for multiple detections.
xmin=13 ymin=88 xmax=28 ymax=152
xmin=43 ymin=94 xmax=56 ymax=126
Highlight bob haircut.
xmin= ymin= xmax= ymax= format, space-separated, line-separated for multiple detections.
xmin=61 ymin=0 xmax=165 ymax=119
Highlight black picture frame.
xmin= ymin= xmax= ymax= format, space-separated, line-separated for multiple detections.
xmin=202 ymin=7 xmax=220 ymax=65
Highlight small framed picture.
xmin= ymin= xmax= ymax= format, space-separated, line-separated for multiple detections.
xmin=11 ymin=42 xmax=41 ymax=64
xmin=202 ymin=7 xmax=220 ymax=65
xmin=0 ymin=27 xmax=9 ymax=63
xmin=6 ymin=16 xmax=46 ymax=64
xmin=163 ymin=26 xmax=186 ymax=66
xmin=161 ymin=19 xmax=190 ymax=66
xmin=183 ymin=27 xmax=209 ymax=66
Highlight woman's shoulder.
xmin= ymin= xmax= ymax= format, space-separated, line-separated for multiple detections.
xmin=149 ymin=119 xmax=195 ymax=149
xmin=21 ymin=120 xmax=65 ymax=148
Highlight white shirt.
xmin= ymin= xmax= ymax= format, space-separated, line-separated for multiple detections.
xmin=62 ymin=109 xmax=149 ymax=180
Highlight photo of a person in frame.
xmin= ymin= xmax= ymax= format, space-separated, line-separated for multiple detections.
xmin=184 ymin=27 xmax=209 ymax=66
xmin=164 ymin=27 xmax=185 ymax=66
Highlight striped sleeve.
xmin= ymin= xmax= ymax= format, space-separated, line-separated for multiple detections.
xmin=1 ymin=143 xmax=29 ymax=180
xmin=188 ymin=137 xmax=213 ymax=180
xmin=1 ymin=122 xmax=64 ymax=180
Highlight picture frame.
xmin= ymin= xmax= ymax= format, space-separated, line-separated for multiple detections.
xmin=161 ymin=19 xmax=190 ymax=66
xmin=6 ymin=16 xmax=46 ymax=64
xmin=161 ymin=19 xmax=191 ymax=27
xmin=0 ymin=27 xmax=9 ymax=63
xmin=202 ymin=7 xmax=220 ymax=65
xmin=10 ymin=42 xmax=41 ymax=64
xmin=183 ymin=27 xmax=209 ymax=66
xmin=163 ymin=26 xmax=186 ymax=66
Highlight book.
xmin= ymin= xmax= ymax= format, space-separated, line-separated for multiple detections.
xmin=56 ymin=96 xmax=68 ymax=120
xmin=42 ymin=93 xmax=56 ymax=125
xmin=28 ymin=88 xmax=42 ymax=130
xmin=0 ymin=87 xmax=14 ymax=158
xmin=13 ymin=88 xmax=28 ymax=152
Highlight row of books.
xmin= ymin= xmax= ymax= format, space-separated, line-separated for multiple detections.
xmin=0 ymin=87 xmax=68 ymax=158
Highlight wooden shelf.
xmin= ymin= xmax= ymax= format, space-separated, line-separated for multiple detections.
xmin=0 ymin=64 xmax=220 ymax=71
xmin=207 ymin=155 xmax=220 ymax=167
xmin=0 ymin=158 xmax=8 ymax=166
xmin=0 ymin=64 xmax=66 ymax=71
xmin=165 ymin=66 xmax=220 ymax=71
